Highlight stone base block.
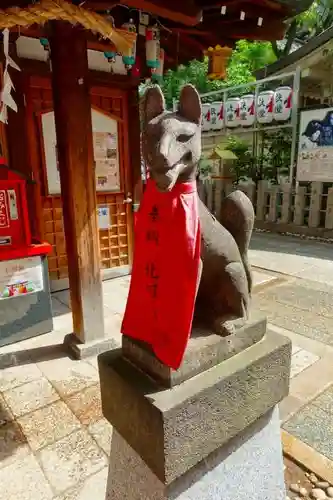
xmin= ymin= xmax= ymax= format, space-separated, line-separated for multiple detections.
xmin=122 ymin=316 xmax=267 ymax=387
xmin=64 ymin=333 xmax=119 ymax=360
xmin=106 ymin=405 xmax=285 ymax=500
xmin=99 ymin=330 xmax=291 ymax=484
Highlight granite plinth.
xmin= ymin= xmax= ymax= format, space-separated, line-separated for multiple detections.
xmin=106 ymin=406 xmax=286 ymax=500
xmin=122 ymin=316 xmax=267 ymax=387
xmin=99 ymin=330 xmax=291 ymax=484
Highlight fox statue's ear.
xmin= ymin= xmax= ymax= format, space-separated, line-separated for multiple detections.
xmin=178 ymin=84 xmax=202 ymax=125
xmin=143 ymin=85 xmax=165 ymax=125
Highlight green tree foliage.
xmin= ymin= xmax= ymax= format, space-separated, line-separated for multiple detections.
xmin=225 ymin=130 xmax=292 ymax=185
xmin=145 ymin=40 xmax=277 ymax=108
xmin=141 ymin=0 xmax=333 ymax=106
xmin=272 ymin=0 xmax=333 ymax=58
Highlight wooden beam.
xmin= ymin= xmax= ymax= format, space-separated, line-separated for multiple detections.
xmin=170 ymin=28 xmax=212 ymax=36
xmin=164 ymin=31 xmax=205 ymax=54
xmin=200 ymin=19 xmax=286 ymax=41
xmin=199 ymin=0 xmax=285 ymax=12
xmin=49 ymin=22 xmax=105 ymax=344
xmin=83 ymin=0 xmax=202 ymax=26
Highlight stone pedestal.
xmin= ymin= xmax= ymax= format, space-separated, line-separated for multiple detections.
xmin=98 ymin=318 xmax=291 ymax=500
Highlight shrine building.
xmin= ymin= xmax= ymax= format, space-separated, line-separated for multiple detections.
xmin=0 ymin=0 xmax=311 ymax=354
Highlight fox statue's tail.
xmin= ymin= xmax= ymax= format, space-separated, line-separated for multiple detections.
xmin=219 ymin=190 xmax=255 ymax=294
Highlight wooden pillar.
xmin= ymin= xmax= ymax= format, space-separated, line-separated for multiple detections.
xmin=128 ymin=88 xmax=143 ymax=214
xmin=49 ymin=22 xmax=105 ymax=345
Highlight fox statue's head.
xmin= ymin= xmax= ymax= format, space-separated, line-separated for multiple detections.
xmin=142 ymin=84 xmax=202 ymax=192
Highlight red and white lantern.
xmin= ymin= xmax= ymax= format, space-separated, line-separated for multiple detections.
xmin=225 ymin=97 xmax=240 ymax=128
xmin=201 ymin=103 xmax=211 ymax=132
xmin=121 ymin=19 xmax=137 ymax=69
xmin=210 ymin=101 xmax=224 ymax=131
xmin=273 ymin=86 xmax=292 ymax=121
xmin=239 ymin=94 xmax=255 ymax=127
xmin=145 ymin=26 xmax=160 ymax=73
xmin=257 ymin=90 xmax=274 ymax=124
xmin=152 ymin=48 xmax=164 ymax=83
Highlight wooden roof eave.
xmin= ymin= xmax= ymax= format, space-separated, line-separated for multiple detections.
xmin=0 ymin=0 xmax=136 ymax=54
xmin=84 ymin=0 xmax=202 ymax=26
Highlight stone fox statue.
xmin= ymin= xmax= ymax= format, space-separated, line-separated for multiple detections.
xmin=142 ymin=84 xmax=255 ymax=334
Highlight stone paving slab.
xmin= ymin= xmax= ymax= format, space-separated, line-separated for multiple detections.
xmin=284 ymin=388 xmax=333 ymax=462
xmin=257 ymin=278 xmax=333 ymax=318
xmin=252 ymin=278 xmax=333 ymax=347
xmin=290 ymin=349 xmax=319 ymax=379
xmin=250 ymin=232 xmax=333 ymax=285
xmin=0 ymin=453 xmax=54 ymax=500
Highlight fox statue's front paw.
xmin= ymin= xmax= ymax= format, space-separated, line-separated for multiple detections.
xmin=213 ymin=316 xmax=249 ymax=337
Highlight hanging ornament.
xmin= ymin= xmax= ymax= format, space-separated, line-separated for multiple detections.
xmin=205 ymin=45 xmax=232 ymax=80
xmin=40 ymin=37 xmax=50 ymax=52
xmin=105 ymin=11 xmax=115 ymax=26
xmin=131 ymin=56 xmax=141 ymax=78
xmin=0 ymin=29 xmax=21 ymax=124
xmin=121 ymin=18 xmax=137 ymax=70
xmin=104 ymin=49 xmax=117 ymax=64
xmin=152 ymin=48 xmax=164 ymax=83
xmin=145 ymin=25 xmax=160 ymax=74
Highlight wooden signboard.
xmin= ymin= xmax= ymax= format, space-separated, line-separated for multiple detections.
xmin=40 ymin=107 xmax=121 ymax=195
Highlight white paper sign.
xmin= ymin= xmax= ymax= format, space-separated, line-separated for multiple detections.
xmin=41 ymin=108 xmax=120 ymax=194
xmin=97 ymin=205 xmax=110 ymax=229
xmin=0 ymin=256 xmax=44 ymax=300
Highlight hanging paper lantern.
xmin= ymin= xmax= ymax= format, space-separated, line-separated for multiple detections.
xmin=273 ymin=86 xmax=292 ymax=121
xmin=205 ymin=45 xmax=233 ymax=80
xmin=201 ymin=103 xmax=211 ymax=132
xmin=146 ymin=26 xmax=160 ymax=73
xmin=257 ymin=90 xmax=274 ymax=124
xmin=152 ymin=48 xmax=165 ymax=83
xmin=121 ymin=19 xmax=137 ymax=69
xmin=225 ymin=97 xmax=241 ymax=128
xmin=239 ymin=94 xmax=255 ymax=127
xmin=210 ymin=101 xmax=224 ymax=131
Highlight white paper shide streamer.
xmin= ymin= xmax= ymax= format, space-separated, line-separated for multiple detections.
xmin=0 ymin=29 xmax=21 ymax=124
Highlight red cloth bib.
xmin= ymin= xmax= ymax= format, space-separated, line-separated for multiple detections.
xmin=121 ymin=179 xmax=201 ymax=369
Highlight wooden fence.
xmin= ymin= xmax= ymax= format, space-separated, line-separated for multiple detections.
xmin=198 ymin=180 xmax=333 ymax=239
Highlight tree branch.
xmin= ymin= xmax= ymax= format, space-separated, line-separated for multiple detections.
xmin=283 ymin=19 xmax=298 ymax=56
xmin=271 ymin=40 xmax=281 ymax=59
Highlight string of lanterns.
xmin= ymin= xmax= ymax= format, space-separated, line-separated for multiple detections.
xmin=104 ymin=14 xmax=164 ymax=81
xmin=201 ymin=86 xmax=293 ymax=132
xmin=36 ymin=4 xmax=266 ymax=82
xmin=37 ymin=10 xmax=164 ymax=81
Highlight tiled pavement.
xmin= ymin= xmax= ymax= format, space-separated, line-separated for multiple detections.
xmin=1 ymin=233 xmax=333 ymax=499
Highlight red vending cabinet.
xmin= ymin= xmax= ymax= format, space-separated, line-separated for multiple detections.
xmin=0 ymin=164 xmax=53 ymax=347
